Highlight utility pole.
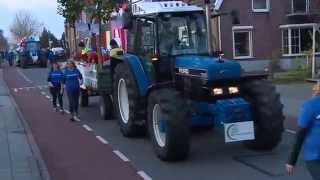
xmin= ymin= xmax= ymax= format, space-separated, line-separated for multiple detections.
xmin=312 ymin=24 xmax=320 ymax=79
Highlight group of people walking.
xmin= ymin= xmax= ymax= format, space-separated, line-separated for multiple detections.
xmin=47 ymin=61 xmax=83 ymax=121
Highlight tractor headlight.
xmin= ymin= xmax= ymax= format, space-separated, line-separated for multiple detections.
xmin=213 ymin=88 xmax=223 ymax=95
xmin=228 ymin=87 xmax=239 ymax=94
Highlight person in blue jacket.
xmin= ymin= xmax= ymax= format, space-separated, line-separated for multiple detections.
xmin=47 ymin=62 xmax=64 ymax=113
xmin=286 ymin=82 xmax=320 ymax=179
xmin=62 ymin=60 xmax=83 ymax=121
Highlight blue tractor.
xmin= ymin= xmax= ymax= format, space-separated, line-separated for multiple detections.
xmin=97 ymin=1 xmax=284 ymax=161
xmin=18 ymin=37 xmax=47 ymax=68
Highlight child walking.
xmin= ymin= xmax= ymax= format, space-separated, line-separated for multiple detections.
xmin=47 ymin=62 xmax=64 ymax=113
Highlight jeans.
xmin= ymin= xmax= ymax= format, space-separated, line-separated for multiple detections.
xmin=50 ymin=87 xmax=63 ymax=108
xmin=306 ymin=160 xmax=320 ymax=180
xmin=67 ymin=90 xmax=80 ymax=115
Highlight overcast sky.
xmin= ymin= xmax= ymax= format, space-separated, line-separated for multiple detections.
xmin=0 ymin=0 xmax=65 ymax=41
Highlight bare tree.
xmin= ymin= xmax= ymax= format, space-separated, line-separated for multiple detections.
xmin=10 ymin=11 xmax=41 ymax=42
xmin=0 ymin=30 xmax=9 ymax=51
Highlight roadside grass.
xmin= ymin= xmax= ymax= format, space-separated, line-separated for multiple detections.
xmin=271 ymin=67 xmax=311 ymax=84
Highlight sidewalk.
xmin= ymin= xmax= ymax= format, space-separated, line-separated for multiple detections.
xmin=0 ymin=69 xmax=48 ymax=180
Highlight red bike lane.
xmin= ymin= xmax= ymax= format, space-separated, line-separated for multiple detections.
xmin=4 ymin=67 xmax=142 ymax=180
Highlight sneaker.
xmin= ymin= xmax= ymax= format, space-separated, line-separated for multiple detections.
xmin=73 ymin=116 xmax=80 ymax=122
xmin=60 ymin=108 xmax=64 ymax=114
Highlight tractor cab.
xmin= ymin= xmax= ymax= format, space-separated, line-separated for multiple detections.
xmin=156 ymin=12 xmax=208 ymax=56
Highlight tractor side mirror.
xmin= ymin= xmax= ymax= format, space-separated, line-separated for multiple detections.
xmin=123 ymin=11 xmax=134 ymax=29
xmin=230 ymin=9 xmax=240 ymax=25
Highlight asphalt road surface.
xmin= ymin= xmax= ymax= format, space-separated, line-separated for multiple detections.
xmin=4 ymin=66 xmax=315 ymax=180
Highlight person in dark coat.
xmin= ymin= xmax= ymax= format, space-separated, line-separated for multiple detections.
xmin=286 ymin=82 xmax=320 ymax=179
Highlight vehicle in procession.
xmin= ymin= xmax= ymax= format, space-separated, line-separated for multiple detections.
xmin=76 ymin=0 xmax=284 ymax=161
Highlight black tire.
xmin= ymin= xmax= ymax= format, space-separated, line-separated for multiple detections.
xmin=113 ymin=63 xmax=146 ymax=137
xmin=241 ymin=79 xmax=284 ymax=151
xmin=99 ymin=93 xmax=113 ymax=120
xmin=148 ymin=88 xmax=191 ymax=161
xmin=40 ymin=59 xmax=47 ymax=68
xmin=20 ymin=56 xmax=26 ymax=69
xmin=80 ymin=89 xmax=89 ymax=107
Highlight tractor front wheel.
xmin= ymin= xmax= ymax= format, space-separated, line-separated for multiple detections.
xmin=148 ymin=88 xmax=191 ymax=161
xmin=241 ymin=79 xmax=284 ymax=151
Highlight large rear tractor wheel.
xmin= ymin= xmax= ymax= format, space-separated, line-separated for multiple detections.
xmin=148 ymin=88 xmax=191 ymax=161
xmin=40 ymin=59 xmax=47 ymax=68
xmin=80 ymin=89 xmax=89 ymax=107
xmin=20 ymin=56 xmax=26 ymax=69
xmin=113 ymin=63 xmax=146 ymax=137
xmin=241 ymin=79 xmax=284 ymax=151
xmin=99 ymin=93 xmax=113 ymax=120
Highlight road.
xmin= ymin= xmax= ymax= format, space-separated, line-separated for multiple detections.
xmin=4 ymin=66 xmax=314 ymax=180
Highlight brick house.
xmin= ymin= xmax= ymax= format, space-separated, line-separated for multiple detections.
xmin=191 ymin=0 xmax=320 ymax=72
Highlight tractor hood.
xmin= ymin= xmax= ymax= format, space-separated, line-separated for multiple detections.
xmin=175 ymin=56 xmax=241 ymax=81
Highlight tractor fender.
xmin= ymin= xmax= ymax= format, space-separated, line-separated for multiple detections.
xmin=112 ymin=54 xmax=150 ymax=97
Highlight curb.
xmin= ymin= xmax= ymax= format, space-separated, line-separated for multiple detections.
xmin=2 ymin=69 xmax=51 ymax=180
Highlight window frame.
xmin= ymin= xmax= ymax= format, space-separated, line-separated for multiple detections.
xmin=291 ymin=0 xmax=310 ymax=14
xmin=232 ymin=26 xmax=254 ymax=59
xmin=252 ymin=0 xmax=270 ymax=13
xmin=281 ymin=24 xmax=320 ymax=57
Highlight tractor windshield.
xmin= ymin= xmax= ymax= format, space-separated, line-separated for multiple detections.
xmin=26 ymin=42 xmax=40 ymax=50
xmin=158 ymin=12 xmax=208 ymax=56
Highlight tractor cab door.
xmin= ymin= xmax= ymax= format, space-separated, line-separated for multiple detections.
xmin=133 ymin=19 xmax=157 ymax=83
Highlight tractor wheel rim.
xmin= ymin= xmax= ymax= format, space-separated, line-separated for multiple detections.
xmin=153 ymin=104 xmax=166 ymax=148
xmin=118 ymin=79 xmax=129 ymax=124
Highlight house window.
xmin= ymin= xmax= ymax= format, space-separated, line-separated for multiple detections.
xmin=233 ymin=27 xmax=253 ymax=59
xmin=252 ymin=0 xmax=270 ymax=12
xmin=292 ymin=0 xmax=309 ymax=14
xmin=282 ymin=26 xmax=320 ymax=56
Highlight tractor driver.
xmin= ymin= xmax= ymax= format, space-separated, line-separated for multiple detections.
xmin=158 ymin=20 xmax=177 ymax=56
xmin=109 ymin=39 xmax=124 ymax=58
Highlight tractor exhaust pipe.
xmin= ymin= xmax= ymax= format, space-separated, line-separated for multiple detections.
xmin=204 ymin=0 xmax=214 ymax=56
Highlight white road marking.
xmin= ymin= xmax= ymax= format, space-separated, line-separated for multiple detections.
xmin=113 ymin=150 xmax=130 ymax=162
xmin=19 ymin=88 xmax=23 ymax=90
xmin=82 ymin=124 xmax=93 ymax=131
xmin=137 ymin=171 xmax=152 ymax=180
xmin=285 ymin=129 xmax=297 ymax=135
xmin=64 ymin=110 xmax=70 ymax=114
xmin=38 ymin=85 xmax=48 ymax=89
xmin=13 ymin=88 xmax=18 ymax=92
xmin=17 ymin=69 xmax=33 ymax=83
xmin=96 ymin=136 xmax=109 ymax=144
